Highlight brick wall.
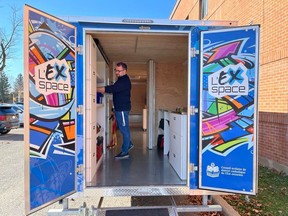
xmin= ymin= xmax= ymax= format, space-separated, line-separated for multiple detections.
xmin=259 ymin=112 xmax=288 ymax=167
xmin=171 ymin=0 xmax=288 ymax=170
xmin=172 ymin=0 xmax=199 ymax=19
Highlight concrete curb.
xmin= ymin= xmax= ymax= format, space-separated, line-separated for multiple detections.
xmin=212 ymin=195 xmax=241 ymax=216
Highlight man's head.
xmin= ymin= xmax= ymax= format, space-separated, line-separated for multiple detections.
xmin=115 ymin=62 xmax=127 ymax=77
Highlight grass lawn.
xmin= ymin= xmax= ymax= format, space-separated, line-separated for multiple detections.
xmin=223 ymin=165 xmax=288 ymax=215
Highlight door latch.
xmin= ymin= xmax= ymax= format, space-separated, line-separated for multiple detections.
xmin=76 ymin=105 xmax=83 ymax=115
xmin=190 ymin=163 xmax=198 ymax=172
xmin=191 ymin=47 xmax=199 ymax=57
xmin=190 ymin=106 xmax=199 ymax=115
xmin=75 ymin=45 xmax=83 ymax=55
xmin=76 ymin=164 xmax=84 ymax=175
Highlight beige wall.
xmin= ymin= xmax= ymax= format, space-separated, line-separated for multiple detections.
xmin=129 ymin=63 xmax=147 ymax=115
xmin=128 ymin=61 xmax=188 ymax=120
xmin=155 ymin=62 xmax=188 ymax=112
xmin=154 ymin=62 xmax=188 ymax=137
xmin=131 ymin=82 xmax=146 ymax=115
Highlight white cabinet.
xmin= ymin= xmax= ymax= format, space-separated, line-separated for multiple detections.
xmin=169 ymin=113 xmax=187 ymax=180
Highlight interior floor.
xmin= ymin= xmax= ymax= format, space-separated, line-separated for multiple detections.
xmin=93 ymin=126 xmax=186 ymax=187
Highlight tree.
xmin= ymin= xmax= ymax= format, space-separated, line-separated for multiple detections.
xmin=0 ymin=71 xmax=11 ymax=103
xmin=0 ymin=5 xmax=22 ymax=74
xmin=12 ymin=73 xmax=23 ymax=102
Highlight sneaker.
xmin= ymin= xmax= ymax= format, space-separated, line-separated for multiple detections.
xmin=114 ymin=152 xmax=129 ymax=159
xmin=128 ymin=143 xmax=134 ymax=151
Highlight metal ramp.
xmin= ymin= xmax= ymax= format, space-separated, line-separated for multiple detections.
xmin=47 ymin=195 xmax=222 ymax=216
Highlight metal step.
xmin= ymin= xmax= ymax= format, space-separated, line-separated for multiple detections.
xmin=105 ymin=207 xmax=170 ymax=216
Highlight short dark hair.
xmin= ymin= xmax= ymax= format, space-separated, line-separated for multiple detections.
xmin=116 ymin=62 xmax=127 ymax=70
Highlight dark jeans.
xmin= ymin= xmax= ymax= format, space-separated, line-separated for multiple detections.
xmin=115 ymin=111 xmax=131 ymax=154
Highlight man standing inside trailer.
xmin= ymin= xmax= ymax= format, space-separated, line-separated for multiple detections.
xmin=97 ymin=62 xmax=134 ymax=159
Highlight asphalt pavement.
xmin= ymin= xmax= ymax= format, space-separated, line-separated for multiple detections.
xmin=0 ymin=128 xmax=136 ymax=216
xmin=0 ymin=128 xmax=238 ymax=216
xmin=0 ymin=128 xmax=27 ymax=215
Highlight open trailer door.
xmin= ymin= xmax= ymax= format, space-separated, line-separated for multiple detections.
xmin=198 ymin=26 xmax=260 ymax=194
xmin=24 ymin=5 xmax=77 ymax=214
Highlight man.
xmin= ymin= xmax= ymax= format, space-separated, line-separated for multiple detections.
xmin=97 ymin=62 xmax=133 ymax=159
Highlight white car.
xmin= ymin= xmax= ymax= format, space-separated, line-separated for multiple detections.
xmin=10 ymin=104 xmax=24 ymax=126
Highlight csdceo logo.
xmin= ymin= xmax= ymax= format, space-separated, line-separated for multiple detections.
xmin=208 ymin=63 xmax=248 ymax=98
xmin=35 ymin=59 xmax=71 ymax=95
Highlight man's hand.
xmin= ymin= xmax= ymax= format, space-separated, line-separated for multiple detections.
xmin=97 ymin=87 xmax=105 ymax=94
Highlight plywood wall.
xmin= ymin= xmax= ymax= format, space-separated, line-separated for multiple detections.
xmin=131 ymin=82 xmax=146 ymax=115
xmin=154 ymin=62 xmax=188 ymax=132
xmin=155 ymin=63 xmax=188 ymax=112
xmin=128 ymin=63 xmax=147 ymax=115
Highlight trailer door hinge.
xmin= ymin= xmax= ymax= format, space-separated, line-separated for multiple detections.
xmin=190 ymin=163 xmax=198 ymax=172
xmin=75 ymin=45 xmax=83 ymax=55
xmin=190 ymin=106 xmax=199 ymax=115
xmin=77 ymin=105 xmax=83 ymax=115
xmin=76 ymin=164 xmax=84 ymax=174
xmin=191 ymin=48 xmax=199 ymax=57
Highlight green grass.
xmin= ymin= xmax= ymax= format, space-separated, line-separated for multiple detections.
xmin=223 ymin=165 xmax=288 ymax=215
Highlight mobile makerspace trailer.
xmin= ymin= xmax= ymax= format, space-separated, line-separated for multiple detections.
xmin=24 ymin=5 xmax=260 ymax=215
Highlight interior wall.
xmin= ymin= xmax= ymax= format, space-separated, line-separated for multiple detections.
xmin=126 ymin=63 xmax=147 ymax=115
xmin=155 ymin=62 xmax=188 ymax=111
xmin=131 ymin=82 xmax=146 ymax=115
xmin=126 ymin=62 xmax=148 ymax=127
xmin=155 ymin=62 xmax=188 ymax=129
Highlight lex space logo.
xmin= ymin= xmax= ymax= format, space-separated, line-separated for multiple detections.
xmin=208 ymin=63 xmax=248 ymax=98
xmin=35 ymin=59 xmax=71 ymax=95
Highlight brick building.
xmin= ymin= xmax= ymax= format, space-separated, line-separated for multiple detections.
xmin=170 ymin=0 xmax=288 ymax=173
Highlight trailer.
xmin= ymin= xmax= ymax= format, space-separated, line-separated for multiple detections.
xmin=24 ymin=4 xmax=260 ymax=215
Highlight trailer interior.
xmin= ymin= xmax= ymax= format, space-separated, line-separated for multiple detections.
xmin=84 ymin=31 xmax=190 ymax=188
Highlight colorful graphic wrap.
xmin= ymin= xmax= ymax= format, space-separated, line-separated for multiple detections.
xmin=28 ymin=10 xmax=76 ymax=210
xmin=200 ymin=27 xmax=259 ymax=193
